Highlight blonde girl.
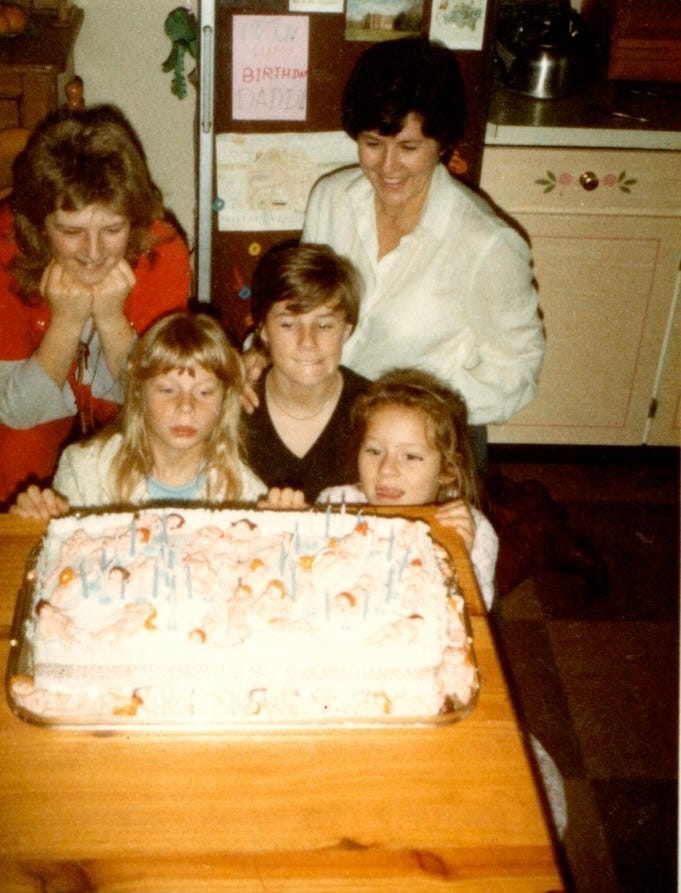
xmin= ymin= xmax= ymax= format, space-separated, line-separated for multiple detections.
xmin=11 ymin=312 xmax=266 ymax=518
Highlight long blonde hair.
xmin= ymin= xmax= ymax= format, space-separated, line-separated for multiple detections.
xmin=108 ymin=312 xmax=246 ymax=502
xmin=351 ymin=368 xmax=480 ymax=507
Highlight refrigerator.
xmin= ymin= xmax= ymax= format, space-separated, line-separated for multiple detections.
xmin=197 ymin=0 xmax=498 ymax=344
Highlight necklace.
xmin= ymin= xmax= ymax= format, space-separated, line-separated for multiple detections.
xmin=266 ymin=376 xmax=341 ymax=422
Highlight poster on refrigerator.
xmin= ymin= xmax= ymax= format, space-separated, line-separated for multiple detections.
xmin=215 ymin=131 xmax=357 ymax=231
xmin=232 ymin=15 xmax=310 ymax=121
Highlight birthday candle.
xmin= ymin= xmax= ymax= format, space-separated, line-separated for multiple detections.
xmin=80 ymin=570 xmax=89 ymax=600
xmin=130 ymin=517 xmax=136 ymax=556
xmin=290 ymin=562 xmax=297 ymax=601
xmin=325 ymin=503 xmax=331 ymax=536
xmin=185 ymin=562 xmax=192 ymax=599
xmin=152 ymin=563 xmax=159 ymax=600
xmin=386 ymin=569 xmax=394 ymax=601
xmin=387 ymin=528 xmax=395 ymax=561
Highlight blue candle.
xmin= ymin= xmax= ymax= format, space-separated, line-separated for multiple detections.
xmin=80 ymin=570 xmax=89 ymax=600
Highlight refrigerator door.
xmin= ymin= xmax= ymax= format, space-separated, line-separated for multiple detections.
xmin=197 ymin=1 xmax=496 ymax=341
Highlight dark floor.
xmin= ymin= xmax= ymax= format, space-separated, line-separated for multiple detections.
xmin=485 ymin=445 xmax=679 ymax=893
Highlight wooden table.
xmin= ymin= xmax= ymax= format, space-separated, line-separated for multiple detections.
xmin=0 ymin=510 xmax=564 ymax=892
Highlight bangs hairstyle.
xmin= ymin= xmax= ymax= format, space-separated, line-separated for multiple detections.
xmin=10 ymin=104 xmax=164 ymax=297
xmin=341 ymin=36 xmax=465 ymax=163
xmin=110 ymin=312 xmax=246 ymax=503
xmin=351 ymin=368 xmax=479 ymax=507
xmin=250 ymin=241 xmax=362 ymax=336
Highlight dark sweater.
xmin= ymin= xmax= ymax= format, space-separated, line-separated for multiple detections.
xmin=241 ymin=366 xmax=369 ymax=502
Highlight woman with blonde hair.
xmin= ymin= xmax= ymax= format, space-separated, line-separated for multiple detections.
xmin=10 ymin=312 xmax=265 ymax=518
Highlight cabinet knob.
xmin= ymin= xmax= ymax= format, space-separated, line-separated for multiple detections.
xmin=579 ymin=171 xmax=599 ymax=191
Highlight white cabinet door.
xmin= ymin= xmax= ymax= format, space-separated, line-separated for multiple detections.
xmin=481 ymin=147 xmax=681 ymax=446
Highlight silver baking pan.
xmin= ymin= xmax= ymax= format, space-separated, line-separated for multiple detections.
xmin=5 ymin=528 xmax=480 ymax=732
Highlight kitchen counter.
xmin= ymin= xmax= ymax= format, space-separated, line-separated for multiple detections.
xmin=486 ymin=77 xmax=681 ymax=149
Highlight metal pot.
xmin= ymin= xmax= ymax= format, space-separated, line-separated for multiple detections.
xmin=495 ymin=0 xmax=587 ymax=99
xmin=507 ymin=41 xmax=577 ymax=99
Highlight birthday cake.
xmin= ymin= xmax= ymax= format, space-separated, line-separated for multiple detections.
xmin=8 ymin=508 xmax=478 ymax=725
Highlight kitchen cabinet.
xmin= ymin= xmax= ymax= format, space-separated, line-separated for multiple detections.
xmin=480 ymin=146 xmax=680 ymax=446
xmin=0 ymin=6 xmax=83 ymax=130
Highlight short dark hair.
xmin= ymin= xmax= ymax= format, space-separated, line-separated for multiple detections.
xmin=250 ymin=241 xmax=362 ymax=335
xmin=342 ymin=37 xmax=465 ymax=162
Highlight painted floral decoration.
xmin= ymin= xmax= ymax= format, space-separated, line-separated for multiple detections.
xmin=535 ymin=170 xmax=637 ymax=193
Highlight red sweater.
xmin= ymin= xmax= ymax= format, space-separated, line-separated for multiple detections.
xmin=0 ymin=204 xmax=191 ymax=505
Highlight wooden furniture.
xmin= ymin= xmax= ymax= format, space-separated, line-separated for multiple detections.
xmin=0 ymin=510 xmax=564 ymax=892
xmin=0 ymin=5 xmax=83 ymax=130
xmin=481 ymin=145 xmax=681 ymax=447
xmin=0 ymin=125 xmax=29 ymax=200
xmin=606 ymin=0 xmax=681 ymax=83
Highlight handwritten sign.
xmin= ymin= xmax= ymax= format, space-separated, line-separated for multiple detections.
xmin=232 ymin=15 xmax=309 ymax=121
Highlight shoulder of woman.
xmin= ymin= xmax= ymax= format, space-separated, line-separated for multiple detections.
xmin=311 ymin=165 xmax=363 ymax=198
xmin=341 ymin=365 xmax=371 ymax=393
xmin=0 ymin=203 xmax=16 ymax=264
xmin=0 ymin=202 xmax=13 ymax=237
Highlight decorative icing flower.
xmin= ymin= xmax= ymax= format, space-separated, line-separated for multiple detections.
xmin=558 ymin=172 xmax=573 ymax=185
xmin=603 ymin=173 xmax=618 ymax=187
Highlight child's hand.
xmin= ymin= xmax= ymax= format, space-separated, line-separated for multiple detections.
xmin=9 ymin=485 xmax=70 ymax=521
xmin=434 ymin=498 xmax=475 ymax=551
xmin=241 ymin=348 xmax=268 ymax=414
xmin=258 ymin=487 xmax=307 ymax=510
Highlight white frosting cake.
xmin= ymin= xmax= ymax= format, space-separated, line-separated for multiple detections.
xmin=9 ymin=508 xmax=478 ymax=725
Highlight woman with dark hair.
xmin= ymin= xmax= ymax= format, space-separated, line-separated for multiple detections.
xmin=0 ymin=104 xmax=191 ymax=505
xmin=300 ymin=37 xmax=545 ymax=466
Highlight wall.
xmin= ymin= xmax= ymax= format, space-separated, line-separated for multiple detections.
xmin=73 ymin=0 xmax=197 ymax=252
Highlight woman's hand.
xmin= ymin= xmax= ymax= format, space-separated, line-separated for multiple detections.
xmin=9 ymin=485 xmax=70 ymax=521
xmin=40 ymin=260 xmax=93 ymax=328
xmin=241 ymin=347 xmax=268 ymax=414
xmin=90 ymin=259 xmax=136 ymax=325
xmin=35 ymin=261 xmax=93 ymax=386
xmin=434 ymin=498 xmax=476 ymax=552
xmin=90 ymin=259 xmax=137 ymax=379
xmin=258 ymin=487 xmax=307 ymax=510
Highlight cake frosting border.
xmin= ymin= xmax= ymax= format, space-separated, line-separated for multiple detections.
xmin=5 ymin=506 xmax=480 ymax=731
